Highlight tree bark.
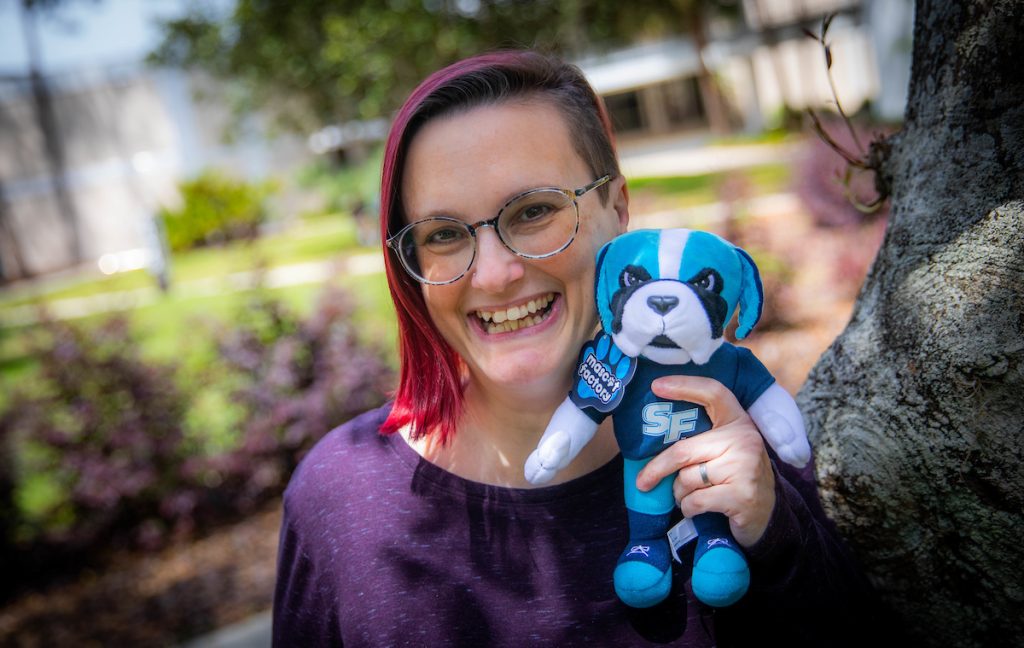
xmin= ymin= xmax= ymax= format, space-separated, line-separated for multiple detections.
xmin=20 ymin=0 xmax=84 ymax=265
xmin=0 ymin=178 xmax=31 ymax=281
xmin=688 ymin=2 xmax=731 ymax=135
xmin=798 ymin=1 xmax=1024 ymax=645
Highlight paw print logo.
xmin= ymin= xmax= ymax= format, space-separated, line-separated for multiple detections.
xmin=571 ymin=333 xmax=636 ymax=413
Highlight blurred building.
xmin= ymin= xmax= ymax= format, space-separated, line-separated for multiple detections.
xmin=0 ymin=63 xmax=311 ymax=282
xmin=577 ymin=0 xmax=912 ymax=140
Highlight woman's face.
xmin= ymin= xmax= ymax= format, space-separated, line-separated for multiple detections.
xmin=401 ymin=99 xmax=628 ymax=398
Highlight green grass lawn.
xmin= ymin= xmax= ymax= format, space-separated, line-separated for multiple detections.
xmin=626 ymin=163 xmax=792 ymax=205
xmin=0 ymin=273 xmax=396 ymax=397
xmin=0 ymin=214 xmax=378 ymax=407
xmin=0 ymin=215 xmax=363 ymax=310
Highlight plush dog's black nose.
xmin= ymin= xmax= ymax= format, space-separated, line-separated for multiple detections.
xmin=647 ymin=295 xmax=679 ymax=315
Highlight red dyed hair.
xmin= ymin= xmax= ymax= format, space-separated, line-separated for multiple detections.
xmin=378 ymin=50 xmax=620 ymax=445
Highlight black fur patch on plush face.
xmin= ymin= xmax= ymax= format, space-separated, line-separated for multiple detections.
xmin=610 ymin=265 xmax=652 ymax=334
xmin=686 ymin=268 xmax=728 ymax=338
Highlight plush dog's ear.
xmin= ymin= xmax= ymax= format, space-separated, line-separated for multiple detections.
xmin=594 ymin=239 xmax=615 ymax=332
xmin=594 ymin=239 xmax=612 ymax=296
xmin=734 ymin=247 xmax=764 ymax=339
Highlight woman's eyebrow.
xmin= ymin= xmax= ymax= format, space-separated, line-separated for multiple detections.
xmin=408 ymin=181 xmax=562 ymax=223
xmin=499 ymin=180 xmax=566 ymax=203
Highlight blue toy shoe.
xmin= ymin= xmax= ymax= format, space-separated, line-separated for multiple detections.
xmin=614 ymin=540 xmax=673 ymax=608
xmin=691 ymin=537 xmax=750 ymax=607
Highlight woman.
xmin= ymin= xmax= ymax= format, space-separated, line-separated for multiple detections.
xmin=273 ymin=50 xmax=882 ymax=646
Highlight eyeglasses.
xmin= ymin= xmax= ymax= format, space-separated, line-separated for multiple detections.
xmin=387 ymin=175 xmax=611 ymax=285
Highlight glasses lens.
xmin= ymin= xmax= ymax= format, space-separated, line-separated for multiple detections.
xmin=498 ymin=189 xmax=577 ymax=257
xmin=399 ymin=218 xmax=474 ymax=283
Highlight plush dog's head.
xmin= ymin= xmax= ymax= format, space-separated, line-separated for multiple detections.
xmin=594 ymin=229 xmax=763 ymax=365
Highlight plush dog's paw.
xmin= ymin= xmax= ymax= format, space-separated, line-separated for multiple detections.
xmin=748 ymin=386 xmax=812 ymax=469
xmin=758 ymin=410 xmax=810 ymax=468
xmin=524 ymin=430 xmax=572 ymax=485
xmin=775 ymin=438 xmax=811 ymax=469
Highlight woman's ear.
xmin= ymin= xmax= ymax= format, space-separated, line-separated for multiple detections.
xmin=611 ymin=175 xmax=630 ymax=234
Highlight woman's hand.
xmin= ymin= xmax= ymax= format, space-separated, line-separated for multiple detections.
xmin=635 ymin=375 xmax=776 ymax=548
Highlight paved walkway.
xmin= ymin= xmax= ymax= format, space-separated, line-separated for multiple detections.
xmin=619 ymin=135 xmax=800 ymax=178
xmin=0 ymin=253 xmax=385 ymax=326
xmin=182 ymin=611 xmax=272 ymax=648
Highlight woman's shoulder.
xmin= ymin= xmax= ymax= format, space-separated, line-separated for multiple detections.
xmin=282 ymin=402 xmax=398 ymax=512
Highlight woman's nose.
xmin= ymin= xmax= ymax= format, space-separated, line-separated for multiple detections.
xmin=470 ymin=226 xmax=525 ymax=292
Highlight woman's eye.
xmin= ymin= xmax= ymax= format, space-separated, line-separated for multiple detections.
xmin=424 ymin=227 xmax=466 ymax=246
xmin=516 ymin=204 xmax=554 ymax=223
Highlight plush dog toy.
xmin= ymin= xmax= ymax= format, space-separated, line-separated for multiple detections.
xmin=525 ymin=228 xmax=810 ymax=609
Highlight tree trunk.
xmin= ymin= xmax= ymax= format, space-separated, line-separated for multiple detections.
xmin=797 ymin=1 xmax=1024 ymax=645
xmin=688 ymin=2 xmax=731 ymax=134
xmin=0 ymin=178 xmax=31 ymax=281
xmin=20 ymin=0 xmax=84 ymax=265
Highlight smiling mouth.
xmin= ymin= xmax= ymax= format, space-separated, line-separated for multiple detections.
xmin=475 ymin=293 xmax=556 ymax=334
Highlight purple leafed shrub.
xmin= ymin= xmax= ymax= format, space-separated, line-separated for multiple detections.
xmin=198 ymin=286 xmax=395 ymax=514
xmin=0 ymin=316 xmax=193 ymax=557
xmin=0 ymin=285 xmax=394 ymax=594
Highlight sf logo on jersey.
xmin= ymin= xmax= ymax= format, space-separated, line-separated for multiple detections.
xmin=641 ymin=402 xmax=699 ymax=444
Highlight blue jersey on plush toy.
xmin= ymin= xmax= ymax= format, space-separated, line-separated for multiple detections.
xmin=570 ymin=337 xmax=774 ymax=461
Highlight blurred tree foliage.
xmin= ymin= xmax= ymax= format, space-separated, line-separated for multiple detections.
xmin=149 ymin=0 xmax=738 ymax=133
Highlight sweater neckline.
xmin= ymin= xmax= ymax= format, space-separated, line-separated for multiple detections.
xmin=375 ymin=403 xmax=623 ymax=506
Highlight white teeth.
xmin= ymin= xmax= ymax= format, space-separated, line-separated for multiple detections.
xmin=476 ymin=292 xmax=555 ymax=333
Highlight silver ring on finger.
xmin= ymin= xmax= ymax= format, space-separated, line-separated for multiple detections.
xmin=698 ymin=461 xmax=712 ymax=488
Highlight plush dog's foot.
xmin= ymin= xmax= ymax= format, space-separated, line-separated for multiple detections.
xmin=614 ymin=540 xmax=672 ymax=608
xmin=691 ymin=544 xmax=749 ymax=607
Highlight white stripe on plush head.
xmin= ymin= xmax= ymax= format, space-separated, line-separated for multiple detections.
xmin=658 ymin=229 xmax=690 ymax=279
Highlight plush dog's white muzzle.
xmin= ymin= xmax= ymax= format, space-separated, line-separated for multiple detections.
xmin=613 ymin=281 xmax=723 ymax=364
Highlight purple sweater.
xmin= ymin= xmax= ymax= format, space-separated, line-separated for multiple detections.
xmin=273 ymin=404 xmax=884 ymax=647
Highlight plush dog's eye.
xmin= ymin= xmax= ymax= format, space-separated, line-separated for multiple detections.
xmin=689 ymin=268 xmax=724 ymax=294
xmin=620 ymin=265 xmax=652 ymax=288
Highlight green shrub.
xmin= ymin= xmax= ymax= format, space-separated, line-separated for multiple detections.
xmin=160 ymin=171 xmax=276 ymax=251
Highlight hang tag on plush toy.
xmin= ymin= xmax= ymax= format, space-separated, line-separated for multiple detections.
xmin=667 ymin=518 xmax=699 ymax=563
